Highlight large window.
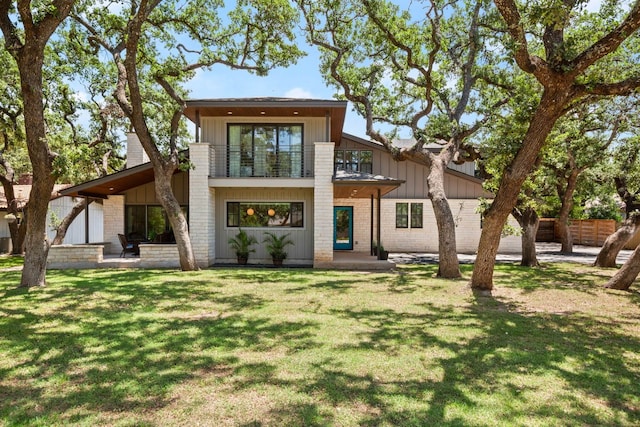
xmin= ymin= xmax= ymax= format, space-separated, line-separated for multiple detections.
xmin=396 ymin=202 xmax=423 ymax=229
xmin=125 ymin=205 xmax=187 ymax=241
xmin=227 ymin=202 xmax=304 ymax=228
xmin=228 ymin=124 xmax=303 ymax=177
xmin=335 ymin=150 xmax=373 ymax=173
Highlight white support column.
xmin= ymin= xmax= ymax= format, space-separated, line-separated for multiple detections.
xmin=189 ymin=143 xmax=215 ymax=266
xmin=313 ymin=142 xmax=335 ymax=266
xmin=103 ymin=195 xmax=124 ymax=254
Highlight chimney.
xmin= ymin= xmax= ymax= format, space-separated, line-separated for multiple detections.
xmin=126 ymin=132 xmax=149 ymax=168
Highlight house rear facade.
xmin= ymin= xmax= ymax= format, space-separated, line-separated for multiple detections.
xmin=59 ymin=97 xmax=520 ymax=267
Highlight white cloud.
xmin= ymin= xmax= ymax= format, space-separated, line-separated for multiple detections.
xmin=284 ymin=87 xmax=313 ymax=98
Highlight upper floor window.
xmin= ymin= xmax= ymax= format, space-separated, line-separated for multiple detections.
xmin=335 ymin=150 xmax=373 ymax=174
xmin=228 ymin=124 xmax=303 ymax=178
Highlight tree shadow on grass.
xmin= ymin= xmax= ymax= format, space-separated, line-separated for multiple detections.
xmin=0 ymin=271 xmax=320 ymax=425
xmin=262 ymin=294 xmax=640 ymax=426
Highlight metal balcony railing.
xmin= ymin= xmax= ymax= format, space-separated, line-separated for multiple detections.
xmin=211 ymin=144 xmax=314 ymax=178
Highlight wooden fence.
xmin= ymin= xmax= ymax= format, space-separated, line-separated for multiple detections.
xmin=536 ymin=218 xmax=617 ymax=246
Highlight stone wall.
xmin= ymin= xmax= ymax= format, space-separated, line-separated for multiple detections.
xmin=139 ymin=244 xmax=180 ymax=268
xmin=103 ymin=195 xmax=125 ymax=254
xmin=313 ymin=142 xmax=335 ymax=266
xmin=189 ymin=143 xmax=216 ymax=267
xmin=47 ymin=244 xmax=103 ymax=269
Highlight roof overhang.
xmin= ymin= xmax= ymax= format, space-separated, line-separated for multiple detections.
xmin=59 ymin=163 xmax=158 ymax=198
xmin=185 ymin=98 xmax=348 ymax=144
xmin=333 ymin=170 xmax=405 ymax=198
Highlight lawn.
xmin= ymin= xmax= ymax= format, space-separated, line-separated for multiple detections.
xmin=0 ymin=263 xmax=639 ymax=426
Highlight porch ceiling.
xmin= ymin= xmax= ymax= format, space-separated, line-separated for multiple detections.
xmin=59 ymin=163 xmax=157 ymax=198
xmin=332 ymin=170 xmax=404 ymax=198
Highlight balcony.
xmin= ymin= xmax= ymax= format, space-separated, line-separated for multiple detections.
xmin=210 ymin=144 xmax=315 ymax=179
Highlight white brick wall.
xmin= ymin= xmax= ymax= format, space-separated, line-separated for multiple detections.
xmin=331 ymin=197 xmax=522 ymax=255
xmin=189 ymin=143 xmax=216 ymax=266
xmin=378 ymin=198 xmax=521 ymax=253
xmin=126 ymin=132 xmax=149 ymax=168
xmin=313 ymin=142 xmax=335 ymax=265
xmin=103 ymin=195 xmax=125 ymax=254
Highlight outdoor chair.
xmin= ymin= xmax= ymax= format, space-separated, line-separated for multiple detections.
xmin=118 ymin=233 xmax=137 ymax=258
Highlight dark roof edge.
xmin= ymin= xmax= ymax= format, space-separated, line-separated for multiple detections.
xmin=186 ymin=98 xmax=348 ymax=108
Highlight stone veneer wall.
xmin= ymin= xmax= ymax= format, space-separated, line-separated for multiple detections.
xmin=139 ymin=244 xmax=180 ymax=268
xmin=103 ymin=195 xmax=125 ymax=254
xmin=47 ymin=244 xmax=103 ymax=269
xmin=189 ymin=143 xmax=215 ymax=266
xmin=313 ymin=142 xmax=335 ymax=266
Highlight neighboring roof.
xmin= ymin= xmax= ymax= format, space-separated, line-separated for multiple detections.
xmin=333 ymin=169 xmax=405 ymax=198
xmin=0 ymin=184 xmax=70 ymax=209
xmin=184 ymin=97 xmax=348 ymax=145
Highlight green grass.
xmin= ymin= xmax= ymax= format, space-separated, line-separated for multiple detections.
xmin=0 ymin=255 xmax=23 ymax=270
xmin=1 ymin=263 xmax=639 ymax=426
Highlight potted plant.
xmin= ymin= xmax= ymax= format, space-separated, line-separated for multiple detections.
xmin=372 ymin=240 xmax=378 ymax=256
xmin=228 ymin=229 xmax=258 ymax=265
xmin=263 ymin=231 xmax=294 ymax=266
xmin=377 ymin=242 xmax=389 ymax=260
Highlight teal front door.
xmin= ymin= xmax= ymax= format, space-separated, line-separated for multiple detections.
xmin=334 ymin=206 xmax=353 ymax=250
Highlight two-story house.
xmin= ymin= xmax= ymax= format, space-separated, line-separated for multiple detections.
xmin=57 ymin=97 xmax=519 ymax=268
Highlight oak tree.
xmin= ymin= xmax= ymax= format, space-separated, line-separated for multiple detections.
xmin=472 ymin=0 xmax=640 ymax=290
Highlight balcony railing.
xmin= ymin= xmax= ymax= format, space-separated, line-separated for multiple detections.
xmin=211 ymin=144 xmax=315 ymax=178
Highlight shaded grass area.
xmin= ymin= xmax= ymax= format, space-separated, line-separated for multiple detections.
xmin=0 ymin=255 xmax=23 ymax=270
xmin=0 ymin=264 xmax=639 ymax=426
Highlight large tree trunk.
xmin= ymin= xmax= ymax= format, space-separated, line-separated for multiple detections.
xmin=18 ymin=51 xmax=55 ymax=287
xmin=0 ymin=177 xmax=27 ymax=254
xmin=594 ymin=213 xmax=640 ymax=268
xmin=119 ymin=13 xmax=199 ymax=271
xmin=516 ymin=207 xmax=540 ymax=267
xmin=51 ymin=199 xmax=92 ymax=246
xmin=155 ymin=168 xmax=198 ymax=270
xmin=9 ymin=216 xmax=27 ymax=255
xmin=604 ymin=244 xmax=640 ymax=290
xmin=0 ymin=1 xmax=74 ymax=286
xmin=427 ymin=160 xmax=461 ymax=278
xmin=556 ymin=169 xmax=579 ymax=253
xmin=471 ymin=90 xmax=567 ymax=290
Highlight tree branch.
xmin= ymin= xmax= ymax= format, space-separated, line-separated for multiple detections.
xmin=570 ymin=1 xmax=640 ymax=75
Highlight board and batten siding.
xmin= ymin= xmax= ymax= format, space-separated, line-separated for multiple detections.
xmin=215 ymin=187 xmax=314 ymax=264
xmin=200 ymin=116 xmax=328 ymax=178
xmin=338 ymin=137 xmax=486 ymax=199
xmin=123 ymin=172 xmax=189 ymax=205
